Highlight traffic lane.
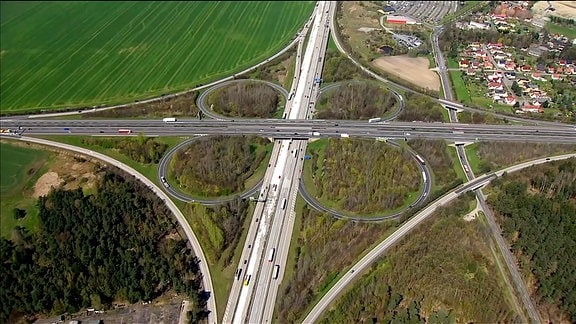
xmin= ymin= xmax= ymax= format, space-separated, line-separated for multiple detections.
xmin=6 ymin=118 xmax=574 ymax=131
xmin=10 ymin=119 xmax=576 ymax=135
xmin=10 ymin=128 xmax=576 ymax=144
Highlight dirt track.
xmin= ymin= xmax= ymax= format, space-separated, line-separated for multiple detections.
xmin=372 ymin=56 xmax=440 ymax=91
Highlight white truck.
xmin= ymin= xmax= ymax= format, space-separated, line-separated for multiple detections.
xmin=340 ymin=133 xmax=349 ymax=138
xmin=312 ymin=131 xmax=320 ymax=136
xmin=163 ymin=117 xmax=177 ymax=123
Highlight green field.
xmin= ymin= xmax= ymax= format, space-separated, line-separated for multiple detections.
xmin=545 ymin=22 xmax=576 ymax=39
xmin=0 ymin=1 xmax=314 ymax=113
xmin=0 ymin=141 xmax=50 ymax=238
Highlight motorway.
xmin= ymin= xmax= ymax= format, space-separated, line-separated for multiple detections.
xmin=2 ymin=119 xmax=575 ymax=144
xmin=2 ymin=2 xmax=573 ymax=323
xmin=222 ymin=2 xmax=334 ymax=323
xmin=303 ymin=152 xmax=576 ymax=323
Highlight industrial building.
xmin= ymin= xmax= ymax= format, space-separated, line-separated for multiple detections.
xmin=386 ymin=15 xmax=413 ymax=24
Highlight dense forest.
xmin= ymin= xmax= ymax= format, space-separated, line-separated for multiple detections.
xmin=0 ymin=169 xmax=207 ymax=323
xmin=207 ymin=82 xmax=280 ymax=118
xmin=82 ymin=135 xmax=167 ymax=164
xmin=320 ymin=193 xmax=520 ymax=323
xmin=488 ymin=158 xmax=576 ymax=322
xmin=310 ymin=139 xmax=420 ymax=213
xmin=397 ymin=92 xmax=445 ymax=122
xmin=316 ymin=82 xmax=397 ymax=120
xmin=170 ymin=136 xmax=269 ymax=197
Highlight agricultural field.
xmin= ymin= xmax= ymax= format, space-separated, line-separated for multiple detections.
xmin=0 ymin=1 xmax=314 ymax=113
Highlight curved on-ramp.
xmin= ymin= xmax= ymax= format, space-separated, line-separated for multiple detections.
xmin=318 ymin=80 xmax=405 ymax=121
xmin=157 ymin=135 xmax=266 ymax=204
xmin=196 ymin=79 xmax=289 ymax=121
xmin=298 ymin=140 xmax=432 ymax=222
xmin=303 ymin=152 xmax=576 ymax=323
xmin=3 ymin=136 xmax=218 ymax=324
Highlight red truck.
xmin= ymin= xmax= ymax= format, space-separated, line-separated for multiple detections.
xmin=118 ymin=129 xmax=132 ymax=134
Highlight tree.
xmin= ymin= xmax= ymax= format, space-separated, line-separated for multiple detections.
xmin=513 ymin=101 xmax=520 ymax=109
xmin=12 ymin=208 xmax=26 ymax=219
xmin=542 ymin=100 xmax=550 ymax=108
xmin=511 ymin=81 xmax=522 ymax=96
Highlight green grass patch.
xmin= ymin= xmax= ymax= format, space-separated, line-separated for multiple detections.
xmin=328 ymin=35 xmax=338 ymax=52
xmin=449 ymin=70 xmax=472 ymax=104
xmin=0 ymin=141 xmax=50 ymax=238
xmin=545 ymin=22 xmax=576 ymax=39
xmin=447 ymin=57 xmax=460 ymax=69
xmin=447 ymin=145 xmax=468 ymax=182
xmin=1 ymin=1 xmax=315 ymax=113
xmin=464 ymin=143 xmax=482 ymax=174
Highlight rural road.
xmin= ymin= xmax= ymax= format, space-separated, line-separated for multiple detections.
xmin=2 ymin=136 xmax=218 ymax=324
xmin=303 ymin=152 xmax=576 ymax=323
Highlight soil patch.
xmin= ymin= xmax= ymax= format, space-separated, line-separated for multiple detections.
xmin=372 ymin=55 xmax=440 ymax=91
xmin=32 ymin=155 xmax=100 ymax=198
xmin=532 ymin=1 xmax=576 ymax=20
xmin=33 ymin=172 xmax=63 ymax=198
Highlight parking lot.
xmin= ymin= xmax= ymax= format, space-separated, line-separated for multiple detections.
xmin=389 ymin=1 xmax=460 ymax=25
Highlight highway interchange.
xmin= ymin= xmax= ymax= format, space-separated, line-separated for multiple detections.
xmin=1 ymin=1 xmax=575 ymax=323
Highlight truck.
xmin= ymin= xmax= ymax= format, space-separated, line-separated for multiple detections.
xmin=118 ymin=129 xmax=132 ymax=134
xmin=340 ymin=133 xmax=349 ymax=138
xmin=162 ymin=117 xmax=177 ymax=123
xmin=268 ymin=248 xmax=276 ymax=262
xmin=281 ymin=198 xmax=287 ymax=210
xmin=368 ymin=117 xmax=381 ymax=123
xmin=273 ymin=265 xmax=280 ymax=280
xmin=312 ymin=131 xmax=320 ymax=136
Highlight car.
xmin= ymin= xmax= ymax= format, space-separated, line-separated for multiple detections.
xmin=99 ymin=130 xmax=104 ymax=133
xmin=546 ymin=158 xmax=550 ymax=161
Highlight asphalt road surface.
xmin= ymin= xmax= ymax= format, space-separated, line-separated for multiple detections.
xmin=2 ymin=119 xmax=575 ymax=144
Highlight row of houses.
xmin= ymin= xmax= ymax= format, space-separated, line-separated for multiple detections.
xmin=459 ymin=42 xmax=576 ymax=78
